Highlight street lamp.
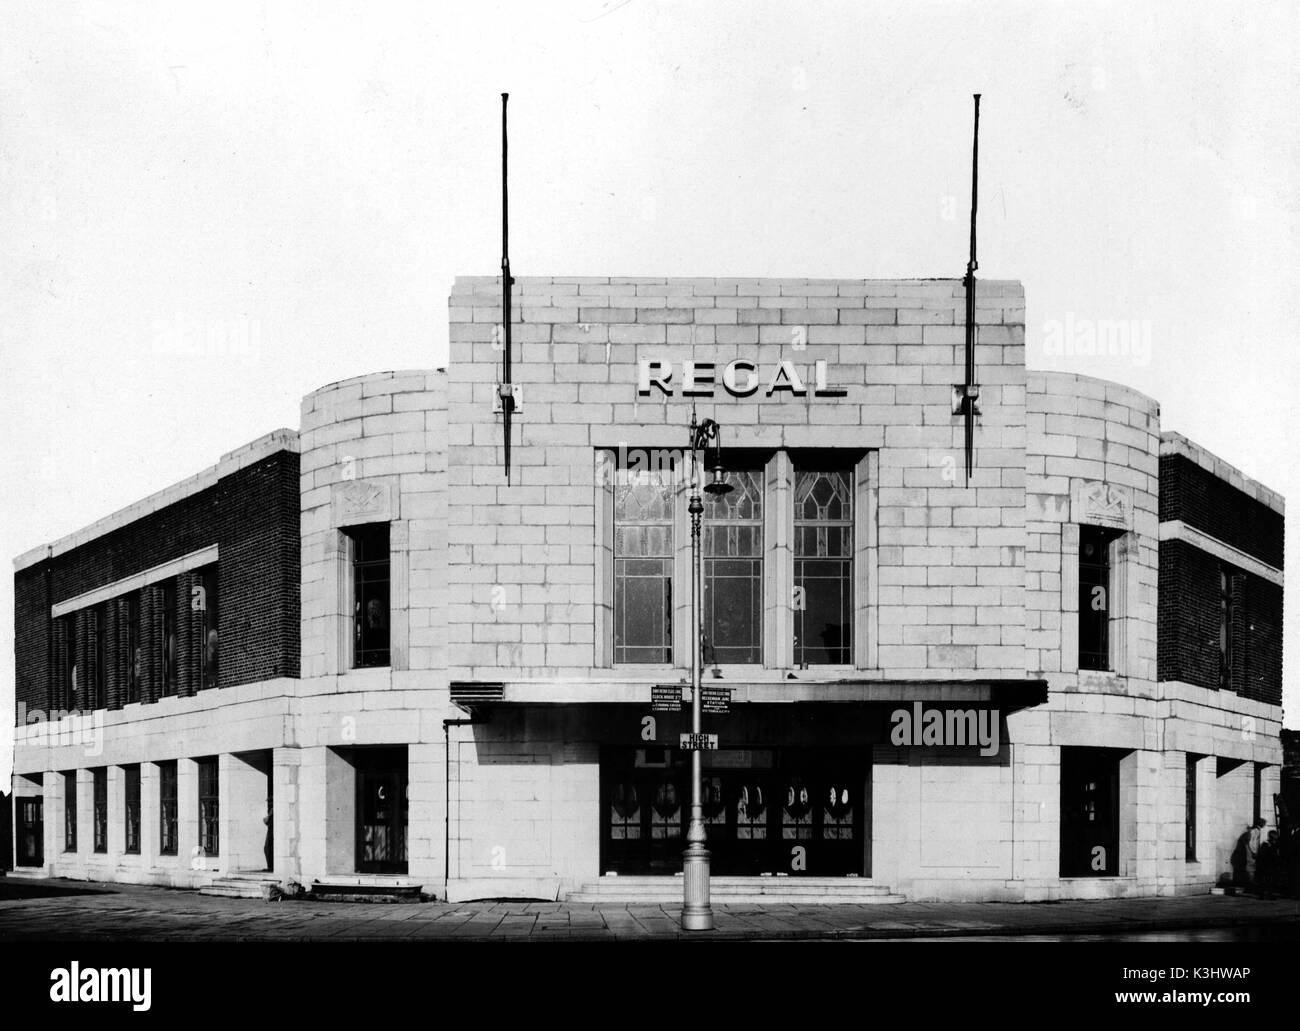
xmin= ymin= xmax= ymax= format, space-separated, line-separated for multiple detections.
xmin=683 ymin=411 xmax=731 ymax=932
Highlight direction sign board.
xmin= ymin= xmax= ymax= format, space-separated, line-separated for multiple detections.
xmin=679 ymin=733 xmax=719 ymax=751
xmin=700 ymin=686 xmax=731 ymax=715
xmin=651 ymin=685 xmax=683 ymax=712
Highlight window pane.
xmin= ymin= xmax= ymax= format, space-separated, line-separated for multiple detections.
xmin=64 ymin=771 xmax=77 ymax=851
xmin=126 ymin=593 xmax=141 ymax=704
xmin=703 ymin=470 xmax=763 ymax=665
xmin=794 ymin=470 xmax=853 ymax=665
xmin=161 ymin=579 xmax=178 ymax=695
xmin=159 ymin=761 xmax=178 ymax=856
xmin=348 ymin=524 xmax=391 ymax=668
xmin=199 ymin=566 xmax=219 ymax=689
xmin=125 ymin=765 xmax=141 ymax=855
xmin=198 ymin=758 xmax=219 ymax=857
xmin=613 ymin=466 xmax=674 ymax=664
xmin=92 ymin=768 xmax=107 ymax=853
xmin=1079 ymin=526 xmax=1111 ymax=671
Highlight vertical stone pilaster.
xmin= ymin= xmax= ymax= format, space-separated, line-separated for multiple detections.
xmin=273 ymin=747 xmax=301 ymax=879
xmin=178 ymin=758 xmax=200 ymax=878
xmin=1060 ymin=523 xmax=1080 ymax=673
xmin=140 ymin=761 xmax=159 ymax=871
xmin=857 ymin=450 xmax=877 ymax=670
xmin=765 ymin=451 xmax=792 ymax=670
xmin=389 ymin=521 xmax=410 ymax=671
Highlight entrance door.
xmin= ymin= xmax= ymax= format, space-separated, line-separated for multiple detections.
xmin=356 ymin=750 xmax=407 ymax=874
xmin=600 ymin=749 xmax=867 ymax=876
xmin=17 ymin=797 xmax=43 ymax=867
xmin=1060 ymin=747 xmax=1121 ymax=877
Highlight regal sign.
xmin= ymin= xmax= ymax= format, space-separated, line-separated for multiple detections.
xmin=637 ymin=359 xmax=846 ymax=398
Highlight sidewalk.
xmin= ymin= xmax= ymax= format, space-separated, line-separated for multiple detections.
xmin=1 ymin=878 xmax=1298 ymax=940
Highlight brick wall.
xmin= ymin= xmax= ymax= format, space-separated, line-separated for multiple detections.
xmin=1159 ymin=454 xmax=1284 ymax=568
xmin=1157 ymin=538 xmax=1283 ymax=704
xmin=13 ymin=450 xmax=300 ymax=720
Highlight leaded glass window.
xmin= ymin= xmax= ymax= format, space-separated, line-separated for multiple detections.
xmin=793 ymin=469 xmax=853 ymax=665
xmin=124 ymin=764 xmax=141 ymax=855
xmin=198 ymin=757 xmax=219 ymax=857
xmin=198 ymin=565 xmax=219 ymax=690
xmin=703 ymin=470 xmax=763 ymax=665
xmin=125 ymin=592 xmax=141 ymax=704
xmin=1079 ymin=526 xmax=1114 ymax=671
xmin=348 ymin=524 xmax=391 ymax=668
xmin=161 ymin=579 xmax=178 ymax=696
xmin=64 ymin=771 xmax=77 ymax=852
xmin=92 ymin=767 xmax=107 ymax=853
xmin=614 ymin=469 xmax=674 ymax=664
xmin=159 ymin=761 xmax=178 ymax=856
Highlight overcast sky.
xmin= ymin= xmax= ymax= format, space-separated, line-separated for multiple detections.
xmin=2 ymin=0 xmax=1297 ymax=780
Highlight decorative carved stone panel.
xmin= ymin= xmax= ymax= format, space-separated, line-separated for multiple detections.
xmin=332 ymin=478 xmax=395 ymax=528
xmin=1071 ymin=480 xmax=1132 ymax=531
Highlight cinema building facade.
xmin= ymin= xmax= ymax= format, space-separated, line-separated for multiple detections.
xmin=9 ymin=276 xmax=1286 ymax=903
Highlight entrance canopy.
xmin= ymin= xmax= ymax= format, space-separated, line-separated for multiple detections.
xmin=449 ymin=677 xmax=1048 ymax=716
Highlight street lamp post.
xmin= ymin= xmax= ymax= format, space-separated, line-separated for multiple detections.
xmin=682 ymin=412 xmax=730 ymax=932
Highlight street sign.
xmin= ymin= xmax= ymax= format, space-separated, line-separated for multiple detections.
xmin=652 ymin=685 xmax=683 ymax=712
xmin=679 ymin=733 xmax=718 ymax=751
xmin=700 ymin=686 xmax=731 ymax=715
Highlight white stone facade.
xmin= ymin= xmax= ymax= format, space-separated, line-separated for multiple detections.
xmin=10 ymin=277 xmax=1283 ymax=903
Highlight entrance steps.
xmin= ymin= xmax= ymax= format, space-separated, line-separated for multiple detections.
xmin=305 ymin=875 xmax=424 ymax=903
xmin=568 ymin=876 xmax=906 ymax=905
xmin=200 ymin=871 xmax=285 ymax=900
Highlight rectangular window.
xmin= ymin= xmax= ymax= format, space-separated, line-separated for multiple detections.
xmin=63 ymin=616 xmax=79 ymax=711
xmin=159 ymin=761 xmax=178 ymax=856
xmin=346 ymin=524 xmax=391 ymax=668
xmin=198 ymin=757 xmax=219 ymax=857
xmin=198 ymin=565 xmax=220 ymax=689
xmin=1185 ymin=755 xmax=1198 ymax=861
xmin=794 ymin=469 xmax=853 ymax=665
xmin=124 ymin=765 xmax=141 ymax=855
xmin=161 ymin=579 xmax=178 ymax=695
xmin=64 ymin=771 xmax=77 ymax=852
xmin=92 ymin=603 xmax=107 ymax=710
xmin=92 ymin=767 xmax=107 ymax=853
xmin=703 ymin=470 xmax=764 ymax=665
xmin=1253 ymin=763 xmax=1262 ymax=824
xmin=1078 ymin=526 xmax=1116 ymax=671
xmin=1218 ymin=566 xmax=1234 ymax=690
xmin=613 ymin=467 xmax=675 ymax=664
xmin=125 ymin=592 xmax=141 ymax=704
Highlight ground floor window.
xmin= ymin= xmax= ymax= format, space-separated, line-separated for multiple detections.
xmin=159 ymin=761 xmax=178 ymax=856
xmin=1185 ymin=754 xmax=1198 ymax=862
xmin=1060 ymin=747 xmax=1121 ymax=877
xmin=92 ymin=768 xmax=108 ymax=853
xmin=198 ymin=757 xmax=219 ymax=857
xmin=124 ymin=765 xmax=141 ymax=855
xmin=63 ymin=771 xmax=77 ymax=852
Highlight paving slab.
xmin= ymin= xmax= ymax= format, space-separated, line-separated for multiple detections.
xmin=0 ymin=878 xmax=1295 ymax=941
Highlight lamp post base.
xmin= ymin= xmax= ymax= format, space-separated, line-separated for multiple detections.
xmin=681 ymin=839 xmax=713 ymax=931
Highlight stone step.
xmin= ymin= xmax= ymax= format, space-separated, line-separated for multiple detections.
xmin=568 ymin=876 xmax=906 ymax=904
xmin=199 ymin=873 xmax=286 ymax=900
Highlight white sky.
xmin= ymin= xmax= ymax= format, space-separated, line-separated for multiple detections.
xmin=2 ymin=0 xmax=1297 ymax=783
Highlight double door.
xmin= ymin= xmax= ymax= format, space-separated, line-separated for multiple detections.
xmin=356 ymin=749 xmax=408 ymax=874
xmin=602 ymin=749 xmax=867 ymax=877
